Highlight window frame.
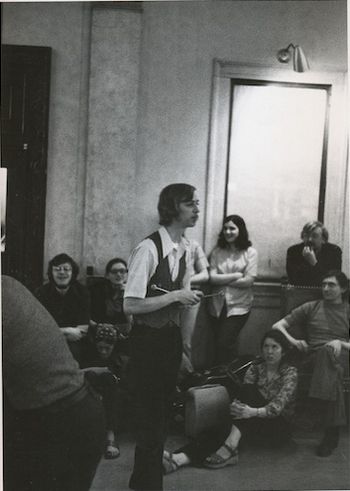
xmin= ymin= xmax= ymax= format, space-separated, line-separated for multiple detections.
xmin=204 ymin=59 xmax=347 ymax=281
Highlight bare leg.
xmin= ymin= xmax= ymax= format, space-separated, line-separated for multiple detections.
xmin=105 ymin=429 xmax=120 ymax=459
xmin=214 ymin=424 xmax=241 ymax=459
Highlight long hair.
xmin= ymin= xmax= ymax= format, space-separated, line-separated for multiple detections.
xmin=217 ymin=214 xmax=252 ymax=250
xmin=47 ymin=253 xmax=79 ymax=283
xmin=158 ymin=183 xmax=196 ymax=226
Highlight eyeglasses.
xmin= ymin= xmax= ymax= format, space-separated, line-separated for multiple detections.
xmin=52 ymin=266 xmax=72 ymax=272
xmin=109 ymin=268 xmax=127 ymax=274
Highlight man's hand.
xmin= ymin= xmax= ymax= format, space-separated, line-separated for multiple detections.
xmin=292 ymin=338 xmax=309 ymax=352
xmin=174 ymin=289 xmax=204 ymax=306
xmin=302 ymin=246 xmax=317 ymax=266
xmin=61 ymin=327 xmax=86 ymax=342
xmin=326 ymin=339 xmax=342 ymax=358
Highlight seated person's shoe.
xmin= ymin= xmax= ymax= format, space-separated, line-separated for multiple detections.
xmin=105 ymin=440 xmax=120 ymax=459
xmin=203 ymin=444 xmax=238 ymax=469
xmin=162 ymin=451 xmax=180 ymax=475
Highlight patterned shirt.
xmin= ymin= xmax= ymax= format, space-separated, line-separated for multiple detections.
xmin=243 ymin=362 xmax=298 ymax=419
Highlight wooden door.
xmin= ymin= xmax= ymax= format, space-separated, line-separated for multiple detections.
xmin=1 ymin=44 xmax=51 ymax=290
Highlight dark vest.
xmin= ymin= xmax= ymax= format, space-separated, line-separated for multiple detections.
xmin=134 ymin=231 xmax=187 ymax=328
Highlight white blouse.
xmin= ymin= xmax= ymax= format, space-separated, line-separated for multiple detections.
xmin=209 ymin=246 xmax=258 ymax=317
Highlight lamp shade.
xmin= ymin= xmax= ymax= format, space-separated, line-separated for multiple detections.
xmin=293 ymin=45 xmax=310 ymax=72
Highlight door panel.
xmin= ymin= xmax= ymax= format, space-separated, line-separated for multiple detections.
xmin=1 ymin=45 xmax=51 ymax=290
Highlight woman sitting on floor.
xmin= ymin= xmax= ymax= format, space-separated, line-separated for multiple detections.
xmin=163 ymin=329 xmax=298 ymax=473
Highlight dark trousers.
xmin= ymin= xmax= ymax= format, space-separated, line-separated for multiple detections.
xmin=176 ymin=384 xmax=291 ymax=465
xmin=214 ymin=308 xmax=250 ymax=364
xmin=4 ymin=384 xmax=105 ymax=491
xmin=299 ymin=346 xmax=348 ymax=428
xmin=128 ymin=322 xmax=183 ymax=491
xmin=87 ymin=372 xmax=127 ymax=433
xmin=232 ymin=385 xmax=292 ymax=444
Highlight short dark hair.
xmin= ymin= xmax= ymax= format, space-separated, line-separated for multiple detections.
xmin=105 ymin=257 xmax=127 ymax=275
xmin=322 ymin=270 xmax=349 ymax=291
xmin=158 ymin=183 xmax=196 ymax=226
xmin=217 ymin=215 xmax=252 ymax=250
xmin=48 ymin=253 xmax=79 ymax=282
xmin=261 ymin=329 xmax=291 ymax=355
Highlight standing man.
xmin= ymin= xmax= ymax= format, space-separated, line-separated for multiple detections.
xmin=124 ymin=183 xmax=204 ymax=490
xmin=273 ymin=270 xmax=349 ymax=457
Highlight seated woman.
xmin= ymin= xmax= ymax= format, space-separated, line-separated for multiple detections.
xmin=89 ymin=257 xmax=131 ymax=351
xmin=81 ymin=324 xmax=129 ymax=459
xmin=163 ymin=329 xmax=297 ymax=473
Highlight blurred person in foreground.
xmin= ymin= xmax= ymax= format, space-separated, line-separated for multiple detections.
xmin=2 ymin=275 xmax=105 ymax=491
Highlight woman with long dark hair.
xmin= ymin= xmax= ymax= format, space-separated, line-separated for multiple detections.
xmin=209 ymin=215 xmax=258 ymax=364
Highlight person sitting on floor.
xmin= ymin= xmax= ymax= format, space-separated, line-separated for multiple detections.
xmin=81 ymin=323 xmax=129 ymax=460
xmin=35 ymin=253 xmax=90 ymax=363
xmin=273 ymin=269 xmax=349 ymax=457
xmin=89 ymin=257 xmax=131 ymax=351
xmin=286 ymin=221 xmax=342 ymax=286
xmin=162 ymin=329 xmax=297 ymax=473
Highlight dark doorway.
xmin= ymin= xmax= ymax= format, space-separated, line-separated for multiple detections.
xmin=1 ymin=44 xmax=51 ymax=291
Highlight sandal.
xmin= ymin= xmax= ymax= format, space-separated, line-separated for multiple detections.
xmin=203 ymin=444 xmax=238 ymax=469
xmin=105 ymin=440 xmax=120 ymax=459
xmin=162 ymin=452 xmax=179 ymax=475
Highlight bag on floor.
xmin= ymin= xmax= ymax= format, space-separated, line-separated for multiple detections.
xmin=185 ymin=384 xmax=230 ymax=438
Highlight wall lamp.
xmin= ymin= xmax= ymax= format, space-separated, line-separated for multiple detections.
xmin=277 ymin=43 xmax=310 ymax=72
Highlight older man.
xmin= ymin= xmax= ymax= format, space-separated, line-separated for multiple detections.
xmin=286 ymin=221 xmax=342 ymax=286
xmin=273 ymin=270 xmax=349 ymax=457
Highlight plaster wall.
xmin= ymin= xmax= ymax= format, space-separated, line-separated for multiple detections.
xmin=2 ymin=2 xmax=91 ymax=273
xmin=2 ymin=0 xmax=348 ymax=277
xmin=84 ymin=8 xmax=141 ymax=274
xmin=135 ymin=0 xmax=348 ymax=269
